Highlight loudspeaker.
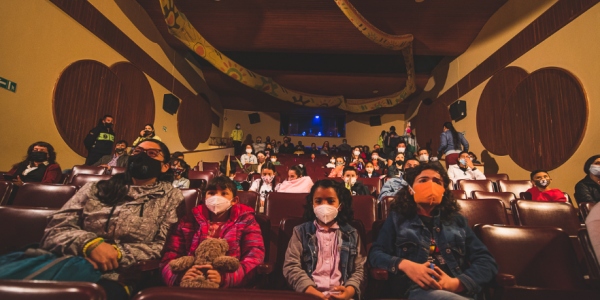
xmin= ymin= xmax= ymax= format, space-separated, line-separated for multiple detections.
xmin=449 ymin=100 xmax=467 ymax=121
xmin=163 ymin=94 xmax=180 ymax=115
xmin=248 ymin=113 xmax=261 ymax=124
xmin=369 ymin=116 xmax=382 ymax=126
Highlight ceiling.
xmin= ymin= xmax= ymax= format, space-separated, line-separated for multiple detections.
xmin=138 ymin=0 xmax=508 ymax=114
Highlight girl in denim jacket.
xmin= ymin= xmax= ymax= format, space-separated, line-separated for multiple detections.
xmin=283 ymin=180 xmax=366 ymax=300
xmin=369 ymin=164 xmax=497 ymax=300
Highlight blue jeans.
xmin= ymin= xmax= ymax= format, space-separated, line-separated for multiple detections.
xmin=409 ymin=288 xmax=473 ymax=300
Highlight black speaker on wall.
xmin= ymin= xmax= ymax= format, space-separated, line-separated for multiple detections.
xmin=369 ymin=116 xmax=382 ymax=126
xmin=163 ymin=94 xmax=180 ymax=115
xmin=449 ymin=100 xmax=467 ymax=121
xmin=248 ymin=113 xmax=261 ymax=124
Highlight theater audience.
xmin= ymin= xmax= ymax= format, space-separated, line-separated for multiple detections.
xmin=278 ymin=165 xmax=314 ymax=193
xmin=586 ymin=204 xmax=600 ymax=262
xmin=84 ymin=115 xmax=115 ymax=166
xmin=379 ymin=158 xmax=420 ymax=202
xmin=326 ymin=157 xmax=337 ymax=168
xmin=362 ymin=162 xmax=381 ymax=178
xmin=241 ymin=145 xmax=258 ymax=165
xmin=93 ymin=140 xmax=129 ymax=170
xmin=343 ymin=167 xmax=370 ymax=196
xmin=328 ymin=157 xmax=346 ymax=178
xmin=133 ymin=124 xmax=162 ymax=147
xmin=448 ymin=151 xmax=486 ymax=184
xmin=171 ymin=159 xmax=190 ymax=189
xmin=387 ymin=153 xmax=405 ymax=178
xmin=320 ymin=145 xmax=331 ymax=155
xmin=338 ymin=139 xmax=352 ymax=152
xmin=8 ymin=141 xmax=62 ymax=185
xmin=283 ymin=179 xmax=366 ymax=300
xmin=369 ymin=163 xmax=498 ymax=299
xmin=270 ymin=154 xmax=282 ymax=165
xmin=279 ymin=139 xmax=295 ymax=154
xmin=161 ymin=176 xmax=265 ymax=288
xmin=252 ymin=136 xmax=266 ymax=153
xmin=575 ymin=155 xmax=600 ymax=203
xmin=231 ymin=123 xmax=244 ymax=156
xmin=245 ymin=151 xmax=267 ymax=174
xmin=372 ymin=144 xmax=384 ymax=156
xmin=294 ymin=144 xmax=306 ymax=155
xmin=249 ymin=162 xmax=279 ymax=211
xmin=525 ymin=170 xmax=567 ymax=202
xmin=417 ymin=148 xmax=443 ymax=169
xmin=388 ymin=141 xmax=412 ymax=167
xmin=370 ymin=151 xmax=386 ymax=172
xmin=438 ymin=122 xmax=469 ymax=167
xmin=468 ymin=152 xmax=481 ymax=164
xmin=349 ymin=147 xmax=365 ymax=170
xmin=41 ymin=140 xmax=183 ymax=299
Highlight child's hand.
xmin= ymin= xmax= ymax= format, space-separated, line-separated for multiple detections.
xmin=305 ymin=286 xmax=327 ymax=300
xmin=182 ymin=265 xmax=204 ymax=281
xmin=398 ymin=260 xmax=441 ymax=290
xmin=434 ymin=266 xmax=464 ymax=293
xmin=200 ymin=265 xmax=222 ymax=285
xmin=329 ymin=285 xmax=355 ymax=300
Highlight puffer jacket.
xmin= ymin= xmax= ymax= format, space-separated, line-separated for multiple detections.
xmin=40 ymin=181 xmax=184 ymax=281
xmin=575 ymin=176 xmax=600 ymax=203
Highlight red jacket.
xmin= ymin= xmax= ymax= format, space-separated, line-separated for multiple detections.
xmin=8 ymin=164 xmax=62 ymax=183
xmin=160 ymin=203 xmax=265 ymax=288
xmin=526 ymin=187 xmax=567 ymax=202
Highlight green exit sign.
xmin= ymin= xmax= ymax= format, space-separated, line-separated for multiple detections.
xmin=0 ymin=77 xmax=16 ymax=92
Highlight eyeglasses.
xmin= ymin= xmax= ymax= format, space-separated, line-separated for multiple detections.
xmin=132 ymin=146 xmax=163 ymax=158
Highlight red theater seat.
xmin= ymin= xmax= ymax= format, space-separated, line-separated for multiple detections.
xmin=188 ymin=171 xmax=214 ymax=182
xmin=352 ymin=195 xmax=378 ymax=244
xmin=69 ymin=165 xmax=107 ymax=183
xmin=0 ymin=181 xmax=14 ymax=205
xmin=498 ymin=180 xmax=533 ymax=198
xmin=12 ymin=183 xmax=77 ymax=208
xmin=511 ymin=200 xmax=582 ymax=235
xmin=380 ymin=196 xmax=395 ymax=220
xmin=0 ymin=280 xmax=106 ymax=300
xmin=457 ymin=180 xmax=494 ymax=198
xmin=70 ymin=174 xmax=111 ymax=188
xmin=274 ymin=165 xmax=289 ymax=180
xmin=457 ymin=199 xmax=509 ymax=228
xmin=109 ymin=167 xmax=126 ymax=175
xmin=473 ymin=191 xmax=517 ymax=224
xmin=0 ymin=206 xmax=58 ymax=255
xmin=132 ymin=286 xmax=319 ymax=300
xmin=580 ymin=202 xmax=596 ymax=221
xmin=201 ymin=162 xmax=220 ymax=176
xmin=237 ymin=191 xmax=260 ymax=211
xmin=452 ymin=190 xmax=468 ymax=199
xmin=233 ymin=172 xmax=248 ymax=182
xmin=264 ymin=193 xmax=308 ymax=264
xmin=360 ymin=177 xmax=382 ymax=196
xmin=180 ymin=189 xmax=200 ymax=214
xmin=485 ymin=173 xmax=509 ymax=183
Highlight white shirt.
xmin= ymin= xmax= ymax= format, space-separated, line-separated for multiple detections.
xmin=249 ymin=178 xmax=280 ymax=203
xmin=447 ymin=164 xmax=486 ymax=184
xmin=326 ymin=163 xmax=335 ymax=168
xmin=241 ymin=154 xmax=257 ymax=165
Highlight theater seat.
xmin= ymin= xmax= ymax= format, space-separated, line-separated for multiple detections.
xmin=485 ymin=173 xmax=509 ymax=183
xmin=360 ymin=177 xmax=382 ymax=196
xmin=109 ymin=167 xmax=126 ymax=175
xmin=188 ymin=171 xmax=214 ymax=182
xmin=578 ymin=228 xmax=600 ymax=282
xmin=70 ymin=174 xmax=111 ymax=188
xmin=274 ymin=165 xmax=289 ymax=180
xmin=0 ymin=280 xmax=106 ymax=300
xmin=180 ymin=189 xmax=200 ymax=214
xmin=457 ymin=199 xmax=509 ymax=228
xmin=12 ymin=183 xmax=77 ymax=208
xmin=132 ymin=286 xmax=319 ymax=300
xmin=352 ymin=195 xmax=377 ymax=244
xmin=69 ymin=165 xmax=107 ymax=183
xmin=201 ymin=162 xmax=220 ymax=176
xmin=0 ymin=181 xmax=14 ymax=205
xmin=512 ymin=200 xmax=582 ymax=235
xmin=380 ymin=196 xmax=395 ymax=220
xmin=498 ymin=180 xmax=533 ymax=198
xmin=477 ymin=225 xmax=598 ymax=300
xmin=0 ymin=206 xmax=58 ymax=255
xmin=580 ymin=202 xmax=596 ymax=221
xmin=473 ymin=191 xmax=517 ymax=225
xmin=233 ymin=172 xmax=248 ymax=182
xmin=452 ymin=190 xmax=468 ymax=200
xmin=457 ymin=180 xmax=494 ymax=198
xmin=237 ymin=191 xmax=260 ymax=212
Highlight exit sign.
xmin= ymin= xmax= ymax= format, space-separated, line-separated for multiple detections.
xmin=0 ymin=77 xmax=16 ymax=92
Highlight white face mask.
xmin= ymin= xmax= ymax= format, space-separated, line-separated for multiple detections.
xmin=590 ymin=165 xmax=600 ymax=176
xmin=372 ymin=155 xmax=378 ymax=160
xmin=205 ymin=195 xmax=233 ymax=215
xmin=314 ymin=204 xmax=340 ymax=224
xmin=330 ymin=159 xmax=336 ymax=163
xmin=236 ymin=126 xmax=240 ymax=129
xmin=419 ymin=155 xmax=429 ymax=162
xmin=246 ymin=148 xmax=252 ymax=154
xmin=353 ymin=151 xmax=360 ymax=156
xmin=344 ymin=177 xmax=357 ymax=185
xmin=271 ymin=158 xmax=277 ymax=163
xmin=397 ymin=147 xmax=406 ymax=153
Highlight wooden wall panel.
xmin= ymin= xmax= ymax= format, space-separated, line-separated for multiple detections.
xmin=53 ymin=60 xmax=126 ymax=157
xmin=178 ymin=97 xmax=213 ymax=150
xmin=413 ymin=101 xmax=452 ymax=156
xmin=110 ymin=62 xmax=155 ymax=147
xmin=502 ymin=68 xmax=587 ymax=171
xmin=477 ymin=67 xmax=528 ymax=156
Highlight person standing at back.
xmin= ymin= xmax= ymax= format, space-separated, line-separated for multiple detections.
xmin=84 ymin=115 xmax=115 ymax=166
xmin=384 ymin=127 xmax=402 ymax=157
xmin=231 ymin=123 xmax=244 ymax=156
xmin=438 ymin=122 xmax=469 ymax=167
xmin=338 ymin=139 xmax=352 ymax=153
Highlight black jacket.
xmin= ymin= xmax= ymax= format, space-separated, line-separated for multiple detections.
xmin=350 ymin=181 xmax=371 ymax=196
xmin=361 ymin=171 xmax=381 ymax=178
xmin=84 ymin=125 xmax=115 ymax=155
xmin=575 ymin=176 xmax=600 ymax=203
xmin=279 ymin=143 xmax=295 ymax=154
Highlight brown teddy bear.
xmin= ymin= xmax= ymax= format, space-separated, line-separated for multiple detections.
xmin=169 ymin=238 xmax=240 ymax=288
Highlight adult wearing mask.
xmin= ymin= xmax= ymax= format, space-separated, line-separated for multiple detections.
xmin=387 ymin=153 xmax=405 ymax=178
xmin=379 ymin=159 xmax=420 ymax=202
xmin=447 ymin=152 xmax=486 ymax=185
xmin=387 ymin=141 xmax=412 ymax=167
xmin=338 ymin=139 xmax=352 ymax=153
xmin=525 ymin=170 xmax=567 ymax=202
xmin=241 ymin=145 xmax=258 ymax=166
xmin=245 ymin=151 xmax=267 ymax=174
xmin=93 ymin=140 xmax=130 ymax=170
xmin=132 ymin=124 xmax=162 ymax=148
xmin=7 ymin=141 xmax=62 ymax=186
xmin=417 ymin=148 xmax=444 ymax=169
xmin=575 ymin=155 xmax=600 ymax=203
xmin=231 ymin=123 xmax=244 ymax=156
xmin=40 ymin=140 xmax=184 ymax=299
xmin=84 ymin=115 xmax=115 ymax=166
xmin=369 ymin=163 xmax=497 ymax=299
xmin=438 ymin=122 xmax=469 ymax=167
xmin=252 ymin=136 xmax=266 ymax=153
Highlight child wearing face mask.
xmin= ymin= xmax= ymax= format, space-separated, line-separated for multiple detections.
xmin=361 ymin=162 xmax=381 ymax=178
xmin=328 ymin=157 xmax=346 ymax=178
xmin=283 ymin=179 xmax=366 ymax=300
xmin=369 ymin=163 xmax=497 ymax=299
xmin=326 ymin=157 xmax=337 ymax=168
xmin=343 ymin=167 xmax=370 ymax=196
xmin=270 ymin=154 xmax=282 ymax=165
xmin=525 ymin=170 xmax=567 ymax=202
xmin=278 ymin=165 xmax=314 ymax=193
xmin=171 ymin=159 xmax=190 ymax=189
xmin=249 ymin=162 xmax=280 ymax=211
xmin=161 ymin=176 xmax=265 ymax=287
xmin=241 ymin=145 xmax=258 ymax=166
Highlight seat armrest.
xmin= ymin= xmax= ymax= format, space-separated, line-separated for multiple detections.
xmin=136 ymin=259 xmax=160 ymax=271
xmin=496 ymin=273 xmax=516 ymax=287
xmin=370 ymin=268 xmax=388 ymax=281
xmin=257 ymin=262 xmax=274 ymax=275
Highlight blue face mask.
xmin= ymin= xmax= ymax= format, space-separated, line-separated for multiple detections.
xmin=459 ymin=159 xmax=467 ymax=166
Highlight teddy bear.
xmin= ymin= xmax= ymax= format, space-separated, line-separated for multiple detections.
xmin=168 ymin=238 xmax=240 ymax=288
